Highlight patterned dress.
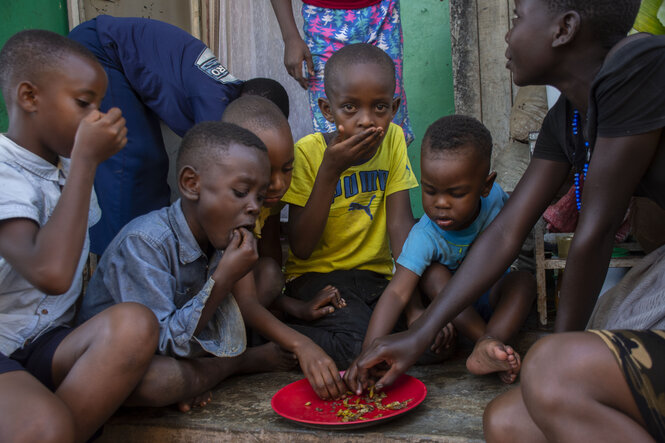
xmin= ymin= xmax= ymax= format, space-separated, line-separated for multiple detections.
xmin=301 ymin=0 xmax=414 ymax=145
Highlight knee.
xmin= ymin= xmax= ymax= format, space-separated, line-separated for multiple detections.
xmin=99 ymin=302 xmax=159 ymax=361
xmin=483 ymin=394 xmax=517 ymax=443
xmin=419 ymin=263 xmax=452 ymax=299
xmin=521 ymin=334 xmax=572 ymax=412
xmin=15 ymin=398 xmax=75 ymax=443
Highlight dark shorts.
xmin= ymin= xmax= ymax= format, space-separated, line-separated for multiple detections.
xmin=0 ymin=326 xmax=72 ymax=391
xmin=286 ymin=269 xmax=449 ymax=368
xmin=472 ymin=290 xmax=494 ymax=323
xmin=589 ymin=329 xmax=665 ymax=441
xmin=0 ymin=352 xmax=24 ymax=376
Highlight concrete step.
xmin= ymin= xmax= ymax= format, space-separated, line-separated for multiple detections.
xmin=98 ymin=329 xmax=550 ymax=442
xmin=96 ymin=334 xmax=546 ymax=443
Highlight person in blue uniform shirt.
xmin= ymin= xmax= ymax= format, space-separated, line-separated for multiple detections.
xmin=69 ymin=15 xmax=289 ymax=254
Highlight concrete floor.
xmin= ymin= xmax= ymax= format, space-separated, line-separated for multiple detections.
xmin=97 ymin=330 xmax=549 ymax=442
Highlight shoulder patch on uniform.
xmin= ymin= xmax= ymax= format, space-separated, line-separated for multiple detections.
xmin=195 ymin=47 xmax=239 ymax=84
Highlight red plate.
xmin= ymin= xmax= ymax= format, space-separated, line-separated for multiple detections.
xmin=271 ymin=373 xmax=426 ymax=430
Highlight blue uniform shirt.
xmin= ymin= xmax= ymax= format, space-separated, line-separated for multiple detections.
xmin=69 ymin=16 xmax=243 ymax=254
xmin=94 ymin=15 xmax=242 ymax=136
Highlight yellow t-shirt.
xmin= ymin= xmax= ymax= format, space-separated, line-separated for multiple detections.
xmin=253 ymin=203 xmax=283 ymax=239
xmin=282 ymin=123 xmax=418 ymax=280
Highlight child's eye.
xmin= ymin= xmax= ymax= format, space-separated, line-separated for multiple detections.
xmin=376 ymin=104 xmax=389 ymax=111
xmin=451 ymin=192 xmax=468 ymax=199
xmin=342 ymin=104 xmax=356 ymax=112
xmin=423 ymin=188 xmax=436 ymax=195
xmin=233 ymin=189 xmax=248 ymax=198
xmin=76 ymin=99 xmax=91 ymax=108
xmin=283 ymin=166 xmax=294 ymax=173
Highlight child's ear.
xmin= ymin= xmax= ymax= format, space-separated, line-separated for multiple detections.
xmin=16 ymin=81 xmax=38 ymax=112
xmin=552 ymin=11 xmax=580 ymax=47
xmin=318 ymin=97 xmax=335 ymax=123
xmin=178 ymin=165 xmax=200 ymax=201
xmin=391 ymin=97 xmax=401 ymax=118
xmin=482 ymin=171 xmax=497 ymax=197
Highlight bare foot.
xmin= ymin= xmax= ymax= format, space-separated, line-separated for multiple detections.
xmin=178 ymin=391 xmax=212 ymax=412
xmin=240 ymin=342 xmax=298 ymax=374
xmin=466 ymin=337 xmax=521 ymax=384
xmin=497 ymin=348 xmax=521 ymax=384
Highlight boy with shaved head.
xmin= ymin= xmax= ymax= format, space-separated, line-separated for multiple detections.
xmin=79 ymin=121 xmax=296 ymax=412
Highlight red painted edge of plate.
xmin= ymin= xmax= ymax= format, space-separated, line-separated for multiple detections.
xmin=271 ymin=373 xmax=427 ymax=427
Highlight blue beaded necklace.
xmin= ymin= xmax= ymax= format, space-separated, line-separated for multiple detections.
xmin=572 ymin=109 xmax=590 ymax=211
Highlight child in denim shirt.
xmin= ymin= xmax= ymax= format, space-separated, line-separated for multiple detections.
xmin=79 ymin=122 xmax=296 ymax=411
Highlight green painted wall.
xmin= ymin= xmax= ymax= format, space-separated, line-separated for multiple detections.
xmin=0 ymin=1 xmax=69 ymax=132
xmin=402 ymin=0 xmax=455 ymax=217
xmin=0 ymin=1 xmax=456 ymax=217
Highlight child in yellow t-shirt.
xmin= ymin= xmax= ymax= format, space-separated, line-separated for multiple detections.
xmin=281 ymin=43 xmax=418 ymax=369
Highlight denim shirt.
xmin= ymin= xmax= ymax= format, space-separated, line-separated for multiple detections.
xmin=0 ymin=134 xmax=100 ymax=356
xmin=80 ymin=200 xmax=246 ymax=358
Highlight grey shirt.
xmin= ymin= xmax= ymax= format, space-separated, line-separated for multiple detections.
xmin=0 ymin=134 xmax=99 ymax=355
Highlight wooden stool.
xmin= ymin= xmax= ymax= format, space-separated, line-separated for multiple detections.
xmin=533 ymin=218 xmax=645 ymax=325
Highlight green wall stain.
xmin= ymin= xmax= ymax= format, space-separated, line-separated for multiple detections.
xmin=402 ymin=0 xmax=455 ymax=217
xmin=0 ymin=1 xmax=69 ymax=132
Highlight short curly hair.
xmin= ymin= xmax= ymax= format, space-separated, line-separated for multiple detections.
xmin=422 ymin=115 xmax=492 ymax=163
xmin=546 ymin=0 xmax=640 ymax=48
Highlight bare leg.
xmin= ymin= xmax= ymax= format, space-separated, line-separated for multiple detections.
xmin=421 ymin=262 xmax=490 ymax=342
xmin=0 ymin=371 xmax=75 ymax=443
xmin=521 ymin=332 xmax=654 ymax=442
xmin=418 ymin=263 xmax=458 ymax=351
xmin=127 ymin=342 xmax=297 ymax=411
xmin=254 ymin=256 xmax=284 ymax=308
xmin=51 ymin=302 xmax=159 ymax=442
xmin=484 ymin=271 xmax=535 ymax=343
xmin=466 ymin=271 xmax=534 ymax=383
xmin=484 ymin=386 xmax=548 ymax=443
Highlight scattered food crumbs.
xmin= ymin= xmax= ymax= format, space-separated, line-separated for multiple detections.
xmin=304 ymin=401 xmax=311 ymax=406
xmin=304 ymin=386 xmax=413 ymax=422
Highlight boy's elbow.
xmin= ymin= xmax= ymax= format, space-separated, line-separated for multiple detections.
xmin=32 ymin=264 xmax=77 ymax=295
xmin=35 ymin=278 xmax=74 ymax=296
xmin=290 ymin=242 xmax=312 ymax=260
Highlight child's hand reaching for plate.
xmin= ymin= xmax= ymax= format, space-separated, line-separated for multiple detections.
xmin=295 ymin=339 xmax=348 ymax=400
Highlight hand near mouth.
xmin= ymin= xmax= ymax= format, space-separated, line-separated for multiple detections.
xmin=323 ymin=125 xmax=384 ymax=176
xmin=213 ymin=227 xmax=259 ymax=284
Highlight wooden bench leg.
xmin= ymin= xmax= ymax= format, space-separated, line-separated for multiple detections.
xmin=534 ymin=219 xmax=547 ymax=325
